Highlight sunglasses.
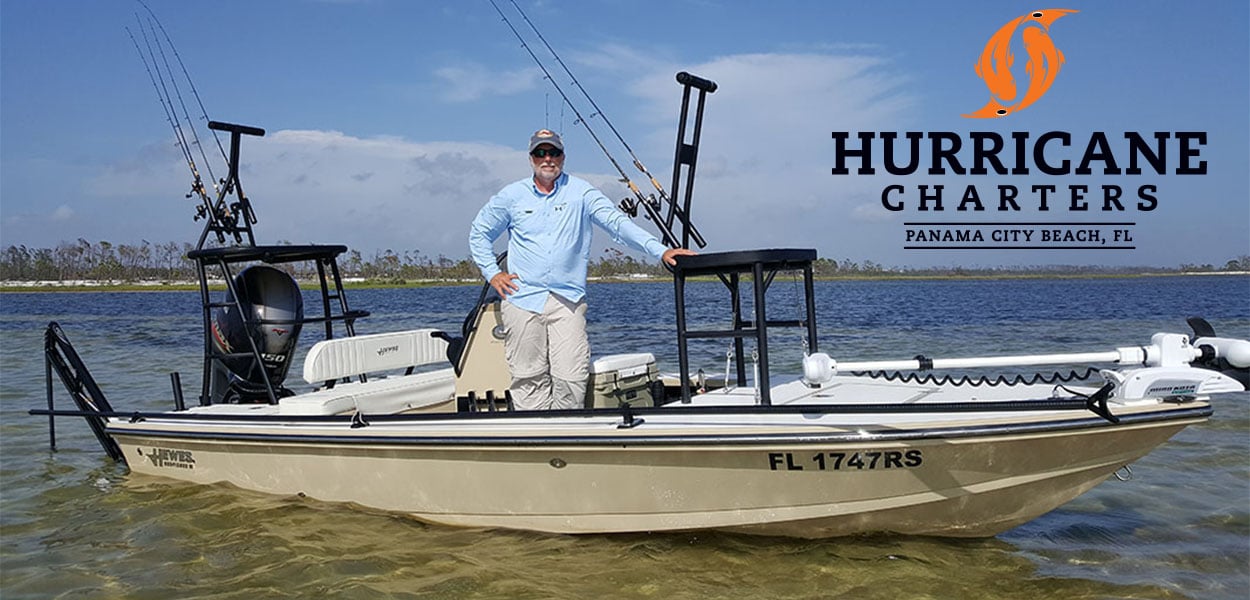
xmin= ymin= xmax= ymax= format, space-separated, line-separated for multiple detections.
xmin=530 ymin=148 xmax=564 ymax=158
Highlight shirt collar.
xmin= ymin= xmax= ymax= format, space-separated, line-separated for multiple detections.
xmin=530 ymin=172 xmax=568 ymax=197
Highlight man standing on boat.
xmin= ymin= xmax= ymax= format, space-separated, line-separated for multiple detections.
xmin=469 ymin=129 xmax=694 ymax=410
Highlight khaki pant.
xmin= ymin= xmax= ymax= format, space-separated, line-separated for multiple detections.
xmin=500 ymin=293 xmax=589 ymax=410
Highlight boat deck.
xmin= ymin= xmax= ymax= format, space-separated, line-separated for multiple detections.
xmin=121 ymin=371 xmax=1209 ymax=445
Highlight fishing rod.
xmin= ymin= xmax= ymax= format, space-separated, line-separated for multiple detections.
xmin=128 ymin=18 xmax=219 ymax=233
xmin=136 ymin=0 xmax=229 ymax=184
xmin=141 ymin=16 xmax=219 ymax=199
xmin=504 ymin=0 xmax=704 ymax=249
xmin=488 ymin=0 xmax=691 ymax=250
xmin=126 ymin=3 xmax=253 ymax=246
xmin=126 ymin=25 xmax=195 ymax=180
xmin=486 ymin=0 xmax=669 ymax=246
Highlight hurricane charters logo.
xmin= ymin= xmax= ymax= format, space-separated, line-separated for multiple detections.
xmin=963 ymin=9 xmax=1078 ymax=118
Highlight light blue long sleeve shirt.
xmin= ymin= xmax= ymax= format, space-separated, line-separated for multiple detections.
xmin=469 ymin=172 xmax=667 ymax=314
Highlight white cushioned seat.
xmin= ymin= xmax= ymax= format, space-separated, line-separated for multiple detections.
xmin=280 ymin=368 xmax=456 ymax=416
xmin=303 ymin=329 xmax=448 ymax=384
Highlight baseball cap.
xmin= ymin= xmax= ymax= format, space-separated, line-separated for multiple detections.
xmin=528 ymin=129 xmax=564 ymax=152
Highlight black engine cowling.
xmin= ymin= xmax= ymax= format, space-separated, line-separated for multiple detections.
xmin=211 ymin=265 xmax=303 ymax=402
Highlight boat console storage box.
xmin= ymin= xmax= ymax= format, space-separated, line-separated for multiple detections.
xmin=586 ymin=353 xmax=657 ymax=408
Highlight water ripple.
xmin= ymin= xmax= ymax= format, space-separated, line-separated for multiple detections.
xmin=1 ymin=278 xmax=1247 ymax=599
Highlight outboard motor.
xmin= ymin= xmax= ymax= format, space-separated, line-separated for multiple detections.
xmin=210 ymin=265 xmax=303 ymax=402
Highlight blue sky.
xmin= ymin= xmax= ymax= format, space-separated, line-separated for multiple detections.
xmin=2 ymin=0 xmax=1247 ymax=269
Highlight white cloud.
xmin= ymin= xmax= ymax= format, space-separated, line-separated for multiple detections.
xmin=432 ymin=63 xmax=540 ymax=102
xmin=71 ymin=48 xmax=916 ymax=265
xmin=222 ymin=131 xmax=534 ymax=256
xmin=81 ymin=128 xmax=640 ymax=260
xmin=619 ymin=52 xmax=915 ymax=255
xmin=51 ymin=205 xmax=75 ymax=220
xmin=851 ymin=202 xmax=896 ymax=222
xmin=572 ymin=43 xmax=672 ymax=76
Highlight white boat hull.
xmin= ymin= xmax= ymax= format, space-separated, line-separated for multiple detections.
xmin=109 ymin=398 xmax=1206 ymax=538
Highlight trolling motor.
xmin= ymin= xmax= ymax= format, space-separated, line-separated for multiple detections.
xmin=799 ymin=319 xmax=1250 ymax=401
xmin=1187 ymin=317 xmax=1250 ymax=388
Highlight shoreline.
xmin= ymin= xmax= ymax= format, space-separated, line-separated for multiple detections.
xmin=2 ymin=270 xmax=1246 ymax=293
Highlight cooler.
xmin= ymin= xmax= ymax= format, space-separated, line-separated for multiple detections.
xmin=586 ymin=353 xmax=657 ymax=408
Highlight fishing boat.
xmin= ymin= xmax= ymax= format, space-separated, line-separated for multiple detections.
xmin=34 ymin=60 xmax=1250 ymax=538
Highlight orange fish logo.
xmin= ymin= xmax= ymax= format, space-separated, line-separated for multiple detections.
xmin=964 ymin=9 xmax=1078 ymax=118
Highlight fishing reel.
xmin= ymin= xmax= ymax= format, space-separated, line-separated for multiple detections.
xmin=618 ymin=198 xmax=637 ymax=217
xmin=618 ymin=194 xmax=660 ymax=219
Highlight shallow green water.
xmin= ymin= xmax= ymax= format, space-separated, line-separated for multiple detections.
xmin=2 ymin=279 xmax=1247 ymax=599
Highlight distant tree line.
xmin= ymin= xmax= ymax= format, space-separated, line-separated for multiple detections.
xmin=1 ymin=239 xmax=192 ymax=282
xmin=0 ymin=240 xmax=482 ymax=283
xmin=2 ymin=240 xmax=1248 ymax=284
